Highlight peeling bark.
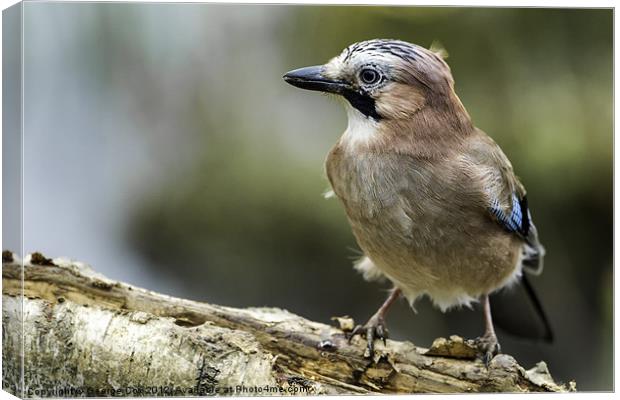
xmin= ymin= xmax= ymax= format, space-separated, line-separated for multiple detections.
xmin=2 ymin=253 xmax=575 ymax=396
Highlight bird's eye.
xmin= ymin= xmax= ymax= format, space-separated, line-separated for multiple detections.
xmin=359 ymin=68 xmax=381 ymax=85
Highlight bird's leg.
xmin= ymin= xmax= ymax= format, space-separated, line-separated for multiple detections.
xmin=349 ymin=288 xmax=401 ymax=356
xmin=476 ymin=294 xmax=501 ymax=367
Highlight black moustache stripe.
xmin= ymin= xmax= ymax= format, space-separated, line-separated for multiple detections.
xmin=342 ymin=89 xmax=382 ymax=121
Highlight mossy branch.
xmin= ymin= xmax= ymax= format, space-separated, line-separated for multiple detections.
xmin=2 ymin=252 xmax=574 ymax=396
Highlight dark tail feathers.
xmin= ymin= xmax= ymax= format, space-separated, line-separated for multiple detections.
xmin=491 ymin=273 xmax=553 ymax=342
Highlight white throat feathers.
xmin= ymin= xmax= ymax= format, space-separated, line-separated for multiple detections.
xmin=340 ymin=102 xmax=380 ymax=151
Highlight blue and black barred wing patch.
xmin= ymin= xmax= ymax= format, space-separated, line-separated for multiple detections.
xmin=489 ymin=193 xmax=531 ymax=237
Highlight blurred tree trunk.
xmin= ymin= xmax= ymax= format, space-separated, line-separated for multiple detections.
xmin=2 ymin=253 xmax=573 ymax=396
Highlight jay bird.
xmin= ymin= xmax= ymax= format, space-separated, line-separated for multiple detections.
xmin=283 ymin=39 xmax=551 ymax=364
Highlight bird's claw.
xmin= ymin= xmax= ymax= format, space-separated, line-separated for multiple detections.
xmin=348 ymin=315 xmax=389 ymax=357
xmin=475 ymin=333 xmax=501 ymax=368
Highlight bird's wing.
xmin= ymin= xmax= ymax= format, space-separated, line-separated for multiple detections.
xmin=464 ymin=130 xmax=552 ymax=342
xmin=488 ymin=192 xmax=529 ymax=237
xmin=464 ymin=129 xmax=544 ymax=275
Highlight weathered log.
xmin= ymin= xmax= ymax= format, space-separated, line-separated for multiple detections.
xmin=1 ymin=252 xmax=574 ymax=396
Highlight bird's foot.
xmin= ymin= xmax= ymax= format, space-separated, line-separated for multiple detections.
xmin=475 ymin=333 xmax=501 ymax=368
xmin=348 ymin=313 xmax=388 ymax=357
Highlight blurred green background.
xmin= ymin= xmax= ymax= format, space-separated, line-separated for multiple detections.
xmin=17 ymin=4 xmax=611 ymax=391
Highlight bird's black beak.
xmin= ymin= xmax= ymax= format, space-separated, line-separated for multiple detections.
xmin=283 ymin=65 xmax=348 ymax=94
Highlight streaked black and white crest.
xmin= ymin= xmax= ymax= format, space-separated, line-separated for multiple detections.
xmin=323 ymin=39 xmax=452 ymax=91
xmin=342 ymin=39 xmax=435 ymax=64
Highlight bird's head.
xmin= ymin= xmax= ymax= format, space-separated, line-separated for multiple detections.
xmin=283 ymin=39 xmax=458 ymax=123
